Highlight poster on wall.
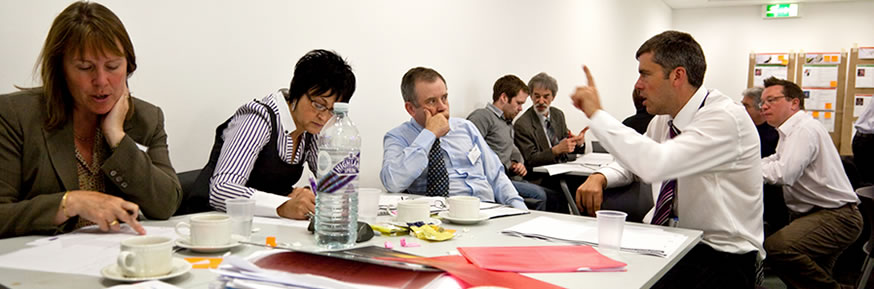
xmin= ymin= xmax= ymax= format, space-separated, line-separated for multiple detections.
xmin=804 ymin=53 xmax=840 ymax=64
xmin=753 ymin=66 xmax=788 ymax=87
xmin=806 ymin=110 xmax=835 ymax=132
xmin=756 ymin=54 xmax=790 ymax=65
xmin=860 ymin=47 xmax=874 ymax=60
xmin=858 ymin=65 xmax=874 ymax=88
xmin=803 ymin=88 xmax=837 ymax=111
xmin=856 ymin=94 xmax=873 ymax=118
xmin=801 ymin=65 xmax=838 ymax=88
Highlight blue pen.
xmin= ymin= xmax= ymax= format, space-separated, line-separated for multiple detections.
xmin=308 ymin=177 xmax=318 ymax=195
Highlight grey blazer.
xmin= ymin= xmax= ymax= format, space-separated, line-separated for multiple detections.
xmin=0 ymin=89 xmax=182 ymax=238
xmin=513 ymin=106 xmax=570 ymax=170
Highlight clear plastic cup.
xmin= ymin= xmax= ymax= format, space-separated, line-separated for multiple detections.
xmin=596 ymin=210 xmax=628 ymax=253
xmin=225 ymin=198 xmax=255 ymax=240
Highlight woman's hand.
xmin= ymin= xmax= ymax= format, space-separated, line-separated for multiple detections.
xmin=276 ymin=187 xmax=316 ymax=220
xmin=101 ymin=84 xmax=129 ymax=148
xmin=55 ymin=190 xmax=145 ymax=234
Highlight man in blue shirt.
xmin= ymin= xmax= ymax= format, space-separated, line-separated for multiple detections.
xmin=380 ymin=67 xmax=527 ymax=209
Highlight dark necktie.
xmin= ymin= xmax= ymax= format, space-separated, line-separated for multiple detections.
xmin=545 ymin=118 xmax=559 ymax=146
xmin=652 ymin=120 xmax=681 ymax=226
xmin=426 ymin=138 xmax=449 ymax=197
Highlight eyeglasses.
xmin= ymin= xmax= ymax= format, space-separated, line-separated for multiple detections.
xmin=306 ymin=95 xmax=333 ymax=115
xmin=760 ymin=95 xmax=787 ymax=107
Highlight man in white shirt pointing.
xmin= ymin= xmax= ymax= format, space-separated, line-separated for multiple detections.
xmin=571 ymin=30 xmax=763 ymax=289
xmin=759 ymin=76 xmax=862 ymax=289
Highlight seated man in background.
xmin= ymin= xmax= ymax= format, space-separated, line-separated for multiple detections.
xmin=514 ymin=72 xmax=586 ymax=213
xmin=759 ymin=77 xmax=862 ymax=289
xmin=621 ymin=88 xmax=654 ymax=134
xmin=854 ymin=95 xmax=874 ymax=187
xmin=380 ymin=67 xmax=527 ymax=210
xmin=467 ymin=74 xmax=552 ymax=210
xmin=740 ymin=86 xmax=787 ymax=237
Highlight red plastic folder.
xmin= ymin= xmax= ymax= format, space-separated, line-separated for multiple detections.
xmin=457 ymin=245 xmax=627 ymax=272
xmin=382 ymin=255 xmax=564 ymax=289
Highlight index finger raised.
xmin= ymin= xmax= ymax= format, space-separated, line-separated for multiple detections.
xmin=583 ymin=65 xmax=596 ymax=88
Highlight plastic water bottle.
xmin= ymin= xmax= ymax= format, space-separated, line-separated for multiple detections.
xmin=315 ymin=102 xmax=360 ymax=249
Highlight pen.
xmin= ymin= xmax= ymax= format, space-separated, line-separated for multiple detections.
xmin=308 ymin=177 xmax=318 ymax=194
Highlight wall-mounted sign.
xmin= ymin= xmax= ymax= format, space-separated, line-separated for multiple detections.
xmin=763 ymin=4 xmax=800 ymax=19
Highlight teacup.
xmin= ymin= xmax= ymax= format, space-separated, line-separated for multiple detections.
xmin=448 ymin=196 xmax=481 ymax=219
xmin=175 ymin=214 xmax=231 ymax=246
xmin=396 ymin=199 xmax=430 ymax=223
xmin=117 ymin=236 xmax=173 ymax=277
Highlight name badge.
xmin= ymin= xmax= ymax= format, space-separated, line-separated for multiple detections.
xmin=467 ymin=145 xmax=481 ymax=164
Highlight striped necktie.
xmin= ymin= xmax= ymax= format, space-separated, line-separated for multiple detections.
xmin=426 ymin=138 xmax=449 ymax=197
xmin=652 ymin=120 xmax=681 ymax=226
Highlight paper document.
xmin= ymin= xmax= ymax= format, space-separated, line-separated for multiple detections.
xmin=753 ymin=66 xmax=788 ymax=87
xmin=857 ymin=65 xmax=874 ymax=88
xmin=0 ymin=225 xmax=176 ymax=277
xmin=500 ymin=216 xmax=689 ymax=257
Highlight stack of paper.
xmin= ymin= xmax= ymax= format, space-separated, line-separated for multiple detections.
xmin=500 ymin=216 xmax=688 ymax=257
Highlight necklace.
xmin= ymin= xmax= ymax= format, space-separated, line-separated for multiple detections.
xmin=73 ymin=131 xmax=94 ymax=142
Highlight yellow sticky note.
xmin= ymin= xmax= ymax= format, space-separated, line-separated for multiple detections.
xmin=813 ymin=111 xmax=820 ymax=118
xmin=185 ymin=257 xmax=223 ymax=269
xmin=778 ymin=55 xmax=786 ymax=61
xmin=825 ymin=103 xmax=833 ymax=109
xmin=830 ymin=81 xmax=837 ymax=87
xmin=829 ymin=56 xmax=837 ymax=62
xmin=825 ymin=112 xmax=832 ymax=119
xmin=781 ymin=59 xmax=789 ymax=65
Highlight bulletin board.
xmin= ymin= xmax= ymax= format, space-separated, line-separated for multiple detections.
xmin=748 ymin=52 xmax=796 ymax=88
xmin=839 ymin=46 xmax=874 ymax=155
xmin=795 ymin=52 xmax=847 ymax=149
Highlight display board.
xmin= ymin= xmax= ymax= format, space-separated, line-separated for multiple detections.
xmin=840 ymin=46 xmax=874 ymax=155
xmin=795 ymin=52 xmax=847 ymax=148
xmin=748 ymin=52 xmax=796 ymax=88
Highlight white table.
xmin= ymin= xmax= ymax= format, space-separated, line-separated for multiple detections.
xmin=0 ymin=209 xmax=701 ymax=289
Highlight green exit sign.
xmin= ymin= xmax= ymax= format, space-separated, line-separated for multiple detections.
xmin=764 ymin=4 xmax=800 ymax=19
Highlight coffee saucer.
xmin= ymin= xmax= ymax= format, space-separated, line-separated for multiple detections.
xmin=102 ymin=257 xmax=191 ymax=282
xmin=175 ymin=238 xmax=241 ymax=253
xmin=438 ymin=211 xmax=489 ymax=225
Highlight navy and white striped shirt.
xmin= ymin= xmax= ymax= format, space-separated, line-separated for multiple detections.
xmin=209 ymin=90 xmax=317 ymax=217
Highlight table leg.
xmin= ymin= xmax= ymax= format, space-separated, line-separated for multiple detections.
xmin=560 ymin=178 xmax=581 ymax=215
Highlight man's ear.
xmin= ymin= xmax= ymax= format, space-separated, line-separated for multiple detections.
xmin=404 ymin=102 xmax=416 ymax=117
xmin=499 ymin=93 xmax=508 ymax=105
xmin=671 ymin=66 xmax=687 ymax=88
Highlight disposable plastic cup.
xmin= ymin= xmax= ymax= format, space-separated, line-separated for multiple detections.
xmin=225 ymin=198 xmax=255 ymax=240
xmin=596 ymin=210 xmax=628 ymax=253
xmin=358 ymin=188 xmax=382 ymax=222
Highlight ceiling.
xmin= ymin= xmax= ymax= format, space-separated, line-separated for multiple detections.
xmin=663 ymin=0 xmax=864 ymax=9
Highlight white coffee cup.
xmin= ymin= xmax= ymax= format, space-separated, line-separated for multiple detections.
xmin=117 ymin=236 xmax=173 ymax=277
xmin=175 ymin=214 xmax=231 ymax=246
xmin=448 ymin=196 xmax=481 ymax=219
xmin=396 ymin=199 xmax=430 ymax=223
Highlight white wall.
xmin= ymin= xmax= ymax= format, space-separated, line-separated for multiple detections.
xmin=0 ymin=0 xmax=671 ymax=188
xmin=673 ymin=1 xmax=874 ymax=100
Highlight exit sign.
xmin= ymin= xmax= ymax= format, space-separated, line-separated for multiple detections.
xmin=763 ymin=4 xmax=800 ymax=19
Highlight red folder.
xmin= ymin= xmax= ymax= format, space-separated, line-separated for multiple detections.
xmin=457 ymin=245 xmax=627 ymax=272
xmin=381 ymin=255 xmax=565 ymax=289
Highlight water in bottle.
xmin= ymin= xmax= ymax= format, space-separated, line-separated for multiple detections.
xmin=315 ymin=102 xmax=360 ymax=249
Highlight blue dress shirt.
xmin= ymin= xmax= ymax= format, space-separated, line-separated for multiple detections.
xmin=380 ymin=117 xmax=527 ymax=209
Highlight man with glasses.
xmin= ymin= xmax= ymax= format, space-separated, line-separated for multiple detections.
xmin=759 ymin=77 xmax=862 ymax=289
xmin=191 ymin=49 xmax=356 ymax=220
xmin=380 ymin=67 xmax=527 ymax=210
xmin=571 ymin=31 xmax=763 ymax=288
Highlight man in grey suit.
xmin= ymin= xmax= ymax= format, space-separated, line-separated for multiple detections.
xmin=514 ymin=72 xmax=585 ymax=212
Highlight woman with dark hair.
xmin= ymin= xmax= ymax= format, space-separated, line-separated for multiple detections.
xmin=193 ymin=49 xmax=356 ymax=220
xmin=0 ymin=1 xmax=182 ymax=238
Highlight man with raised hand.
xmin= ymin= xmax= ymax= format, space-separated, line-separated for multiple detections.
xmin=571 ymin=30 xmax=764 ymax=288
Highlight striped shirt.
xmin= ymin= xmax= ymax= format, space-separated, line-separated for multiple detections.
xmin=209 ymin=90 xmax=317 ymax=217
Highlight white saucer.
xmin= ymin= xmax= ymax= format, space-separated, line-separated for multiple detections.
xmin=102 ymin=257 xmax=191 ymax=282
xmin=438 ymin=211 xmax=489 ymax=225
xmin=175 ymin=238 xmax=241 ymax=253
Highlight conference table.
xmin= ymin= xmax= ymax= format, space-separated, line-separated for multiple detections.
xmin=0 ymin=200 xmax=701 ymax=289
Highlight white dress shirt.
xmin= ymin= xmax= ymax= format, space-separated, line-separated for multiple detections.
xmin=592 ymin=87 xmax=765 ymax=259
xmin=762 ymin=111 xmax=859 ymax=213
xmin=855 ymin=99 xmax=874 ymax=134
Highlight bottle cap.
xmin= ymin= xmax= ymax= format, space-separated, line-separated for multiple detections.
xmin=333 ymin=102 xmax=349 ymax=113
